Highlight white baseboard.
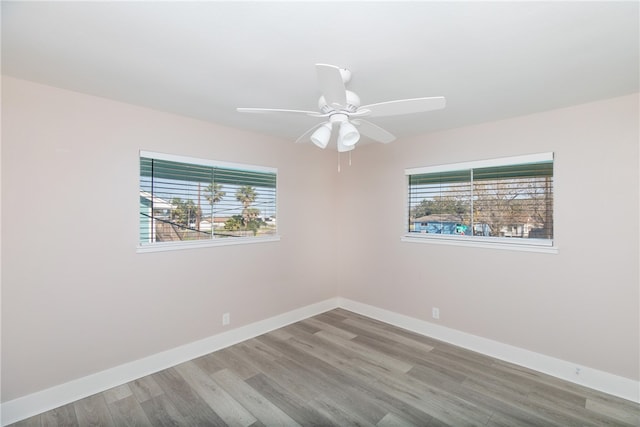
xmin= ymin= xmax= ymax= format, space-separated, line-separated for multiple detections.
xmin=3 ymin=297 xmax=638 ymax=425
xmin=0 ymin=298 xmax=339 ymax=426
xmin=338 ymin=297 xmax=640 ymax=404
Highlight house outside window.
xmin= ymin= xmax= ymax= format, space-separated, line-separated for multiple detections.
xmin=139 ymin=151 xmax=278 ymax=252
xmin=404 ymin=152 xmax=555 ymax=253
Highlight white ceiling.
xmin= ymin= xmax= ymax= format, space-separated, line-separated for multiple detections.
xmin=2 ymin=1 xmax=639 ymax=147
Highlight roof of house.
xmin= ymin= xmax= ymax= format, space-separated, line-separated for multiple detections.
xmin=139 ymin=191 xmax=173 ymax=209
xmin=414 ymin=214 xmax=464 ymax=223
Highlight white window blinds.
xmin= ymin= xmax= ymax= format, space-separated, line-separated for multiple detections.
xmin=139 ymin=152 xmax=277 ymax=247
xmin=406 ymin=153 xmax=553 ymax=246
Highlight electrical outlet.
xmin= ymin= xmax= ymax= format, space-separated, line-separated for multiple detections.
xmin=432 ymin=307 xmax=440 ymax=320
xmin=222 ymin=312 xmax=230 ymax=326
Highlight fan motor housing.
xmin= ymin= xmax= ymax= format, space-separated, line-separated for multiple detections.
xmin=318 ymin=90 xmax=361 ymax=113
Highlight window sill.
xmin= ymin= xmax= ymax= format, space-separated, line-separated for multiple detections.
xmin=401 ymin=234 xmax=558 ymax=254
xmin=137 ymin=235 xmax=280 ymax=253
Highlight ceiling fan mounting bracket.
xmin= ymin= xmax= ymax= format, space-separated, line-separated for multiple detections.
xmin=339 ymin=68 xmax=352 ymax=84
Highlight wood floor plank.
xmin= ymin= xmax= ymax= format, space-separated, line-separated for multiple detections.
xmin=340 ymin=316 xmax=436 ymax=354
xmin=352 ymin=333 xmax=466 ymax=385
xmin=106 ymin=395 xmax=152 ymax=427
xmin=278 ymin=326 xmax=472 ymax=424
xmin=314 ymin=329 xmax=414 ymax=373
xmin=384 ymin=375 xmax=493 ymax=426
xmin=245 ymin=373 xmax=337 ymax=426
xmin=306 ymin=395 xmax=376 ymax=427
xmin=422 ymin=349 xmax=536 ymax=397
xmin=40 ymin=403 xmax=79 ymax=427
xmin=193 ymin=347 xmax=259 ymax=380
xmin=191 ymin=352 xmax=227 ymax=376
xmin=461 ymin=375 xmax=608 ymax=427
xmin=173 ymin=361 xmax=257 ymax=427
xmin=275 ymin=327 xmax=442 ymax=425
xmin=290 ymin=326 xmax=494 ymax=425
xmin=229 ymin=336 xmax=331 ymax=400
xmin=267 ymin=347 xmax=389 ymax=424
xmin=9 ymin=309 xmax=640 ymax=426
xmin=405 ymin=362 xmax=468 ymax=390
xmin=526 ymin=389 xmax=627 ymax=426
xmin=150 ymin=368 xmax=228 ymax=426
xmin=10 ymin=415 xmax=41 ymax=427
xmin=315 ymin=309 xmax=349 ymax=322
xmin=485 ymin=410 xmax=548 ymax=427
xmin=298 ymin=317 xmax=358 ymax=340
xmin=376 ymin=412 xmax=419 ymax=427
xmin=73 ymin=394 xmax=115 ymax=427
xmin=492 ymin=357 xmax=624 ymax=404
xmin=457 ymin=378 xmax=575 ymax=426
xmin=489 ymin=358 xmax=593 ymax=402
xmin=221 ymin=343 xmax=282 ymax=380
xmin=103 ymin=384 xmax=133 ymax=404
xmin=237 ymin=339 xmax=283 ymax=361
xmin=139 ymin=394 xmax=188 ymax=427
xmin=263 ymin=327 xmax=294 ymax=341
xmin=129 ymin=375 xmax=164 ymax=403
xmin=276 ymin=316 xmax=536 ymax=421
xmin=586 ymin=395 xmax=640 ymax=425
xmin=319 ymin=309 xmax=443 ymax=349
xmin=286 ymin=320 xmax=321 ymax=335
xmin=211 ymin=368 xmax=302 ymax=426
xmin=237 ymin=340 xmax=324 ymax=403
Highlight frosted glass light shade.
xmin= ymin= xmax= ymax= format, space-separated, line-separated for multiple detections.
xmin=337 ymin=137 xmax=355 ymax=153
xmin=311 ymin=123 xmax=332 ymax=149
xmin=338 ymin=121 xmax=360 ymax=147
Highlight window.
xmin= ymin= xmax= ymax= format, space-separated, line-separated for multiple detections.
xmin=139 ymin=151 xmax=278 ymax=252
xmin=404 ymin=153 xmax=555 ymax=252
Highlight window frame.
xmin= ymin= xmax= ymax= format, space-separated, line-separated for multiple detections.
xmin=402 ymin=152 xmax=557 ymax=254
xmin=138 ymin=150 xmax=279 ymax=253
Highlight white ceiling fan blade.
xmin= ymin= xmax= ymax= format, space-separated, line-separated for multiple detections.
xmin=316 ymin=64 xmax=347 ymax=107
xmin=236 ymin=107 xmax=326 ymax=117
xmin=351 ymin=119 xmax=396 ymax=144
xmin=360 ymin=96 xmax=446 ymax=118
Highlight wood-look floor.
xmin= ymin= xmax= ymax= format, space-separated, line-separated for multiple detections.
xmin=11 ymin=309 xmax=640 ymax=426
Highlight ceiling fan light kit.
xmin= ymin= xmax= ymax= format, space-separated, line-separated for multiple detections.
xmin=337 ymin=137 xmax=355 ymax=153
xmin=237 ymin=64 xmax=446 ymax=153
xmin=337 ymin=119 xmax=360 ymax=148
xmin=310 ymin=122 xmax=332 ymax=149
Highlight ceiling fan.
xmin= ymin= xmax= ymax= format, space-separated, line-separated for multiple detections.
xmin=237 ymin=64 xmax=446 ymax=152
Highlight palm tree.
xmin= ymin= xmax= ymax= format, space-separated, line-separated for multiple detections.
xmin=170 ymin=198 xmax=200 ymax=239
xmin=205 ymin=183 xmax=225 ymax=236
xmin=236 ymin=186 xmax=258 ymax=233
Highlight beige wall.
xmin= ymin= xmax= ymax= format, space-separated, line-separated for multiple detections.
xmin=2 ymin=76 xmax=638 ymax=403
xmin=1 ymin=77 xmax=338 ymax=400
xmin=336 ymin=93 xmax=639 ymax=381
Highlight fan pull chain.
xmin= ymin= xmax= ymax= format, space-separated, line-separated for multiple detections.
xmin=336 ymin=151 xmax=353 ymax=172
